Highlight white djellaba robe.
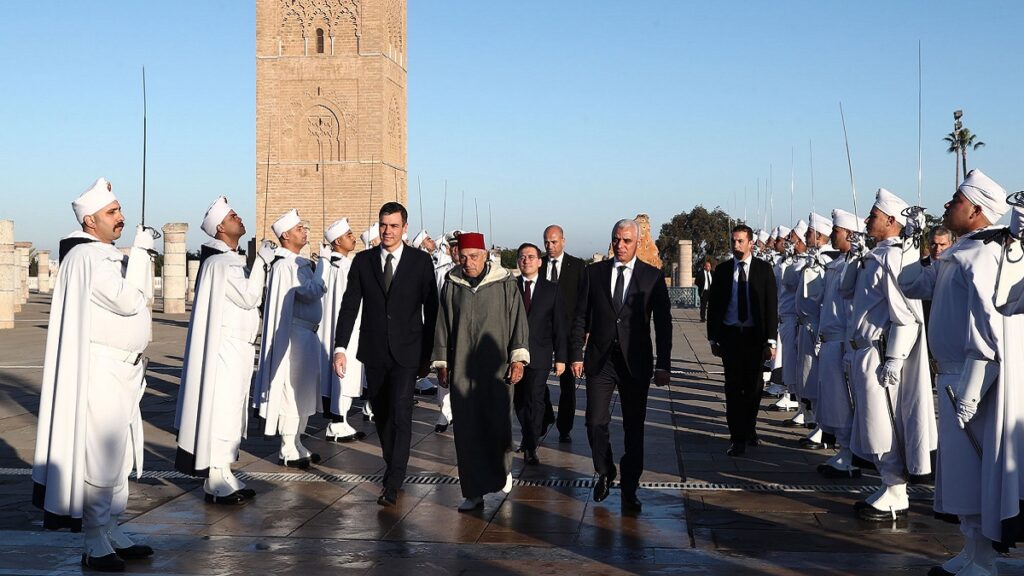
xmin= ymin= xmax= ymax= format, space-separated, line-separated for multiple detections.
xmin=910 ymin=226 xmax=1024 ymax=545
xmin=175 ymin=239 xmax=265 ymax=476
xmin=815 ymin=254 xmax=854 ymax=439
xmin=253 ymin=249 xmax=327 ymax=436
xmin=770 ymin=255 xmax=789 ymax=375
xmin=318 ymin=250 xmax=365 ymax=420
xmin=32 ymin=232 xmax=152 ymax=530
xmin=848 ymin=237 xmax=935 ymax=484
xmin=779 ymin=257 xmax=805 ymax=393
xmin=795 ymin=251 xmax=832 ymax=404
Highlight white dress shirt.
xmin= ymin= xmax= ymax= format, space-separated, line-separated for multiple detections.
xmin=610 ymin=256 xmax=637 ymax=300
xmin=380 ymin=241 xmax=405 ymax=273
xmin=723 ymin=254 xmax=754 ymax=328
xmin=547 ymin=256 xmax=563 ymax=283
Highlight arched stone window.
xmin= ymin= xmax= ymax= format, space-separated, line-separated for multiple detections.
xmin=316 ymin=28 xmax=325 ymax=54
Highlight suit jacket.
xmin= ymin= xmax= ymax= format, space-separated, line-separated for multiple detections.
xmin=695 ymin=268 xmax=713 ymax=295
xmin=335 ymin=246 xmax=439 ymax=370
xmin=706 ymin=256 xmax=778 ymax=346
xmin=541 ymin=252 xmax=584 ymax=321
xmin=570 ymin=258 xmax=673 ymax=381
xmin=518 ymin=276 xmax=568 ymax=371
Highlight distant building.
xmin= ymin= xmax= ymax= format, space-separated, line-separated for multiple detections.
xmin=256 ymin=0 xmax=407 ymax=245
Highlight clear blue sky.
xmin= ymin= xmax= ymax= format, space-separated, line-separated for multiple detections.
xmin=3 ymin=1 xmax=1023 ymax=258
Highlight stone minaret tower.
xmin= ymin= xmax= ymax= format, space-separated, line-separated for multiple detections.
xmin=256 ymin=0 xmax=407 ymax=246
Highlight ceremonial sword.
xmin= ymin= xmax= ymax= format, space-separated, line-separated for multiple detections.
xmin=945 ymin=385 xmax=983 ymax=458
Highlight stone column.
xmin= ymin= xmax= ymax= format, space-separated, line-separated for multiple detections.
xmin=186 ymin=259 xmax=200 ymax=305
xmin=15 ymin=242 xmax=31 ymax=304
xmin=0 ymin=221 xmax=14 ymax=328
xmin=679 ymin=240 xmax=693 ymax=288
xmin=161 ymin=223 xmax=188 ymax=314
xmin=37 ymin=250 xmax=51 ymax=294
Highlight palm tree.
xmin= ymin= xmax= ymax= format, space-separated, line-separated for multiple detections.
xmin=944 ymin=128 xmax=985 ymax=185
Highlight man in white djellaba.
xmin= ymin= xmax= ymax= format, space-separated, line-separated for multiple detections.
xmin=848 ymin=188 xmax=936 ymax=522
xmin=318 ymin=218 xmax=368 ymax=443
xmin=32 ymin=177 xmax=158 ymax=572
xmin=175 ymin=196 xmax=272 ymax=504
xmin=254 ymin=209 xmax=329 ymax=468
xmin=902 ymin=169 xmax=1021 ymax=576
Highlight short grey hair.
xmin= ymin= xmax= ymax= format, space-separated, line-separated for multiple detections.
xmin=928 ymin=226 xmax=952 ymax=241
xmin=612 ymin=219 xmax=640 ymax=236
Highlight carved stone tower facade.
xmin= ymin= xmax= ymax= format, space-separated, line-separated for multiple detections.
xmin=256 ymin=0 xmax=407 ymax=245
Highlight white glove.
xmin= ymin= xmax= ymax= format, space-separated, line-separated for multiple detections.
xmin=257 ymin=240 xmax=277 ymax=267
xmin=313 ymin=253 xmax=329 ymax=289
xmin=903 ymin=210 xmax=926 ymax=239
xmin=320 ymin=241 xmax=332 ymax=258
xmin=878 ymin=357 xmax=904 ymax=388
xmin=132 ymin=224 xmax=157 ymax=253
xmin=813 ymin=337 xmax=821 ymax=357
xmin=956 ymin=397 xmax=979 ymax=426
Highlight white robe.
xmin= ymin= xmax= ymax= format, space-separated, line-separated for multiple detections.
xmin=816 ymin=254 xmax=853 ymax=433
xmin=175 ymin=240 xmax=264 ymax=475
xmin=848 ymin=237 xmax=935 ymax=477
xmin=254 ymin=250 xmax=327 ymax=436
xmin=32 ymin=232 xmax=151 ymax=529
xmin=319 ymin=251 xmax=365 ymax=417
xmin=795 ymin=252 xmax=831 ymax=402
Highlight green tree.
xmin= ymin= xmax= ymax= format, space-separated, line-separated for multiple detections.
xmin=655 ymin=205 xmax=734 ymax=275
xmin=943 ymin=127 xmax=985 ymax=186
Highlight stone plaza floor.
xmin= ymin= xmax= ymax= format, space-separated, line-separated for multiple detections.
xmin=1 ymin=291 xmax=1022 ymax=574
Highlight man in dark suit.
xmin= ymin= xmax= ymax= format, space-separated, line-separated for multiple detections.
xmin=695 ymin=260 xmax=713 ymax=322
xmin=707 ymin=224 xmax=778 ymax=457
xmin=541 ymin=225 xmax=584 ymax=442
xmin=571 ymin=219 xmax=672 ymax=512
xmin=515 ymin=243 xmax=568 ymax=465
xmin=333 ymin=202 xmax=439 ymax=506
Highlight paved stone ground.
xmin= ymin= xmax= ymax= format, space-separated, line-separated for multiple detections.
xmin=1 ymin=291 xmax=1023 ymax=574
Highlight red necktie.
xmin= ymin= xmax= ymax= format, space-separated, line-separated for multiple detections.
xmin=524 ymin=280 xmax=533 ymax=314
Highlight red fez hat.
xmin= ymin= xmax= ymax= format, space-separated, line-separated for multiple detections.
xmin=458 ymin=232 xmax=486 ymax=250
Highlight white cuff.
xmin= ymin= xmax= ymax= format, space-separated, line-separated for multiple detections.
xmin=510 ymin=348 xmax=530 ymax=366
xmin=334 ymin=347 xmax=347 ymax=356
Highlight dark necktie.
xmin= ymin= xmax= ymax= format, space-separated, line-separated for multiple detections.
xmin=550 ymin=260 xmax=559 ymax=284
xmin=523 ymin=280 xmax=532 ymax=314
xmin=613 ymin=265 xmax=625 ymax=310
xmin=384 ymin=253 xmax=394 ymax=292
xmin=738 ymin=261 xmax=749 ymax=323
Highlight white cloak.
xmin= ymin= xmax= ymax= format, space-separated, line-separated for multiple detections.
xmin=32 ymin=232 xmax=150 ymax=530
xmin=780 ymin=258 xmax=804 ymax=390
xmin=795 ymin=252 xmax=831 ymax=402
xmin=175 ymin=240 xmax=264 ymax=475
xmin=253 ymin=250 xmax=326 ymax=435
xmin=318 ymin=251 xmax=365 ymax=416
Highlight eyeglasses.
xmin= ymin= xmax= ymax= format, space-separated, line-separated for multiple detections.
xmin=518 ymin=255 xmax=539 ymax=261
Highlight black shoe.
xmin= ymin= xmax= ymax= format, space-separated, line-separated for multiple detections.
xmin=857 ymin=505 xmax=908 ymax=522
xmin=726 ymin=443 xmax=746 ymax=457
xmin=817 ymin=464 xmax=862 ymax=479
xmin=238 ymin=488 xmax=256 ymax=500
xmin=114 ymin=544 xmax=154 ymax=560
xmin=799 ymin=438 xmax=826 ymax=450
xmin=434 ymin=423 xmax=449 ymax=433
xmin=82 ymin=553 xmax=125 ymax=572
xmin=377 ymin=487 xmax=398 ymax=507
xmin=746 ymin=434 xmax=760 ymax=447
xmin=593 ymin=469 xmax=616 ymax=502
xmin=308 ymin=453 xmax=322 ymax=464
xmin=415 ymin=387 xmax=438 ymax=396
xmin=559 ymin=433 xmax=572 ymax=443
xmin=204 ymin=491 xmax=248 ymax=505
xmin=524 ymin=450 xmax=539 ymax=466
xmin=621 ymin=492 xmax=642 ymax=512
xmin=327 ymin=431 xmax=366 ymax=443
xmin=277 ymin=457 xmax=311 ymax=469
xmin=781 ymin=418 xmax=805 ymax=428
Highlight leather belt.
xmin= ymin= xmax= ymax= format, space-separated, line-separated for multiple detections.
xmin=92 ymin=342 xmax=144 ymax=366
xmin=819 ymin=333 xmax=844 ymax=343
xmin=933 ymin=361 xmax=963 ymax=375
xmin=848 ymin=338 xmax=881 ymax=351
xmin=293 ymin=318 xmax=320 ymax=332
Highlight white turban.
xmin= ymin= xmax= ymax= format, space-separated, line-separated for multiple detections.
xmin=808 ymin=212 xmax=832 ymax=237
xmin=768 ymin=228 xmax=778 ymax=241
xmin=360 ymin=224 xmax=380 ymax=247
xmin=873 ymin=188 xmax=909 ymax=226
xmin=445 ymin=229 xmax=464 ymax=245
xmin=959 ymin=169 xmax=1009 ymax=224
xmin=756 ymin=229 xmax=770 ymax=243
xmin=831 ymin=209 xmax=862 ymax=232
xmin=777 ymin=225 xmax=791 ymax=239
xmin=271 ymin=209 xmax=301 ymax=238
xmin=412 ymin=229 xmax=430 ymax=249
xmin=792 ymin=219 xmax=808 ymax=240
xmin=201 ymin=196 xmax=232 ymax=238
xmin=324 ymin=218 xmax=351 ymax=243
xmin=72 ymin=177 xmax=118 ymax=223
